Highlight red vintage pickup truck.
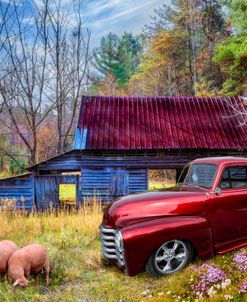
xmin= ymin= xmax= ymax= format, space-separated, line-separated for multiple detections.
xmin=100 ymin=157 xmax=247 ymax=276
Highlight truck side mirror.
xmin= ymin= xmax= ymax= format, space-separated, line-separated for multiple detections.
xmin=215 ymin=187 xmax=222 ymax=196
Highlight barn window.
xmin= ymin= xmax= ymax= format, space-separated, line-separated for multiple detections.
xmin=148 ymin=169 xmax=176 ymax=190
xmin=59 ymin=184 xmax=76 ymax=205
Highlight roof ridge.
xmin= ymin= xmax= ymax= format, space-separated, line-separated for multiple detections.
xmin=82 ymin=96 xmax=240 ymax=102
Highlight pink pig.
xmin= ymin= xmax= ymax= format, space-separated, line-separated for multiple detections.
xmin=8 ymin=243 xmax=49 ymax=287
xmin=0 ymin=240 xmax=18 ymax=274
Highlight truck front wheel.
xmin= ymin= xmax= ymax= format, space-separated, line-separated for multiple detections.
xmin=146 ymin=240 xmax=193 ymax=276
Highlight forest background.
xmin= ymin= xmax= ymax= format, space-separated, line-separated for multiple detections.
xmin=0 ymin=0 xmax=246 ymax=175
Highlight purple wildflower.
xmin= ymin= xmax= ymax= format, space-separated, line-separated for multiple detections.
xmin=191 ymin=264 xmax=226 ymax=295
xmin=233 ymin=252 xmax=247 ymax=273
xmin=239 ymin=281 xmax=247 ymax=294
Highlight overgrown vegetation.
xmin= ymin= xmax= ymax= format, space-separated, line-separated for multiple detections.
xmin=148 ymin=170 xmax=176 ymax=190
xmin=0 ymin=0 xmax=246 ymax=169
xmin=93 ymin=0 xmax=247 ymax=98
xmin=0 ymin=201 xmax=246 ymax=302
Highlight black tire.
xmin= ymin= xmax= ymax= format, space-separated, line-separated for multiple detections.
xmin=146 ymin=240 xmax=193 ymax=277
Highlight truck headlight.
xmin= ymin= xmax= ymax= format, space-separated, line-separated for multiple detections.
xmin=115 ymin=230 xmax=123 ymax=252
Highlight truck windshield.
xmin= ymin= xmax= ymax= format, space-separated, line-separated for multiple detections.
xmin=183 ymin=164 xmax=217 ymax=189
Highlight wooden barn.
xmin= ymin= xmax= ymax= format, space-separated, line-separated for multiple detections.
xmin=0 ymin=96 xmax=246 ymax=210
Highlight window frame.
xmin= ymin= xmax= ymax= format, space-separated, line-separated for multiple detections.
xmin=218 ymin=165 xmax=247 ymax=190
xmin=183 ymin=163 xmax=217 ymax=189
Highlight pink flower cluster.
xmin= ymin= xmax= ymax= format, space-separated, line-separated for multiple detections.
xmin=233 ymin=251 xmax=247 ymax=272
xmin=191 ymin=264 xmax=226 ymax=295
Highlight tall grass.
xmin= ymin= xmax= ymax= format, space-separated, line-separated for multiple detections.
xmin=0 ymin=197 xmax=102 ymax=243
xmin=0 ymin=198 xmax=246 ymax=302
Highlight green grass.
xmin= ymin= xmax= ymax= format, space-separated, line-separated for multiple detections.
xmin=149 ymin=180 xmax=176 ymax=191
xmin=0 ymin=203 xmax=246 ymax=302
xmin=59 ymin=184 xmax=76 ymax=204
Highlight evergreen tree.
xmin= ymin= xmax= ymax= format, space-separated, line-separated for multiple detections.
xmin=94 ymin=32 xmax=143 ymax=87
xmin=214 ymin=0 xmax=247 ymax=95
xmin=94 ymin=33 xmax=119 ymax=77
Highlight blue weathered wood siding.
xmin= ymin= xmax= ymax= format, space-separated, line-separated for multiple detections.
xmin=111 ymin=169 xmax=129 ymax=196
xmin=81 ymin=168 xmax=147 ymax=202
xmin=31 ymin=151 xmax=198 ymax=172
xmin=25 ymin=150 xmax=243 ymax=207
xmin=0 ymin=173 xmax=34 ymax=209
xmin=129 ymin=170 xmax=148 ymax=194
xmin=35 ymin=175 xmax=81 ymax=210
xmin=74 ymin=128 xmax=87 ymax=150
xmin=81 ymin=168 xmax=112 ymax=202
xmin=35 ymin=175 xmax=60 ymax=209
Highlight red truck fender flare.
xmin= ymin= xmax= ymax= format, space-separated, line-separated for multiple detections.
xmin=121 ymin=216 xmax=214 ymax=276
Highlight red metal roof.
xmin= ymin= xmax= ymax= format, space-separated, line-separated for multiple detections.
xmin=74 ymin=96 xmax=247 ymax=151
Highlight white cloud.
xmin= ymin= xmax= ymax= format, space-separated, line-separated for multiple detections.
xmin=95 ymin=0 xmax=155 ymax=25
xmin=83 ymin=0 xmax=122 ymax=17
xmin=0 ymin=0 xmax=14 ymax=3
xmin=22 ymin=0 xmax=171 ymax=46
xmin=85 ymin=0 xmax=171 ymax=45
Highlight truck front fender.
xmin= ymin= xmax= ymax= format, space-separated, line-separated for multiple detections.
xmin=121 ymin=216 xmax=213 ymax=276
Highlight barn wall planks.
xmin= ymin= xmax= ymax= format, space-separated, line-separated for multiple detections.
xmin=81 ymin=168 xmax=112 ymax=202
xmin=27 ymin=150 xmax=246 ymax=206
xmin=31 ymin=150 xmax=246 ymax=173
xmin=35 ymin=175 xmax=60 ymax=210
xmin=81 ymin=168 xmax=147 ymax=202
xmin=31 ymin=151 xmax=209 ymax=172
xmin=129 ymin=170 xmax=148 ymax=194
xmin=0 ymin=149 xmax=245 ymax=209
xmin=0 ymin=173 xmax=34 ymax=209
xmin=0 ymin=168 xmax=148 ymax=208
xmin=35 ymin=175 xmax=81 ymax=210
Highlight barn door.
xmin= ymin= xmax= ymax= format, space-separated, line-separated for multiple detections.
xmin=58 ymin=175 xmax=81 ymax=207
xmin=35 ymin=175 xmax=81 ymax=210
xmin=111 ymin=169 xmax=129 ymax=197
xmin=35 ymin=176 xmax=60 ymax=210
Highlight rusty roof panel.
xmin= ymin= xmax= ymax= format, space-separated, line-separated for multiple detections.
xmin=74 ymin=96 xmax=247 ymax=151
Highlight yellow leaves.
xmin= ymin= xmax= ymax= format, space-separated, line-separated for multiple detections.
xmin=93 ymin=73 xmax=128 ymax=96
xmin=151 ymin=29 xmax=187 ymax=59
xmin=152 ymin=30 xmax=172 ymax=51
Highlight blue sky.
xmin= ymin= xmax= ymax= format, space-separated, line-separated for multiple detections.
xmin=81 ymin=0 xmax=171 ymax=45
xmin=21 ymin=0 xmax=171 ymax=47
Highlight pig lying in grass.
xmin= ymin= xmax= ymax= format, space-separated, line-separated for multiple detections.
xmin=0 ymin=240 xmax=18 ymax=274
xmin=8 ymin=243 xmax=49 ymax=287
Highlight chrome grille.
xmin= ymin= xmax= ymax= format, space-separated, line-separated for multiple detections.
xmin=100 ymin=226 xmax=125 ymax=266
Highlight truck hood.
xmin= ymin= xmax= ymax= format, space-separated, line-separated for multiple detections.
xmin=102 ymin=190 xmax=207 ymax=228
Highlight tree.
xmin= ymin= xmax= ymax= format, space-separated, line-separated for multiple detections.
xmin=89 ymin=73 xmax=127 ymax=96
xmin=0 ymin=0 xmax=52 ymax=165
xmin=214 ymin=0 xmax=247 ymax=95
xmin=135 ymin=0 xmax=226 ymax=96
xmin=196 ymin=0 xmax=227 ymax=93
xmin=94 ymin=33 xmax=119 ymax=79
xmin=129 ymin=30 xmax=193 ymax=96
xmin=0 ymin=0 xmax=91 ymax=164
xmin=128 ymin=50 xmax=167 ymax=96
xmin=116 ymin=33 xmax=143 ymax=86
xmin=37 ymin=115 xmax=57 ymax=161
xmin=0 ymin=0 xmax=20 ymax=113
xmin=45 ymin=0 xmax=91 ymax=154
xmin=94 ymin=32 xmax=142 ymax=87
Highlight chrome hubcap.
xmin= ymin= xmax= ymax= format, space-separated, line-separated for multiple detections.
xmin=154 ymin=240 xmax=187 ymax=273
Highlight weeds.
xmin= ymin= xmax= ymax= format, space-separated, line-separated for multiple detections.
xmin=0 ymin=199 xmax=246 ymax=301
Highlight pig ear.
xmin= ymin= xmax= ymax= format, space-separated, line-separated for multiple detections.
xmin=13 ymin=279 xmax=20 ymax=287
